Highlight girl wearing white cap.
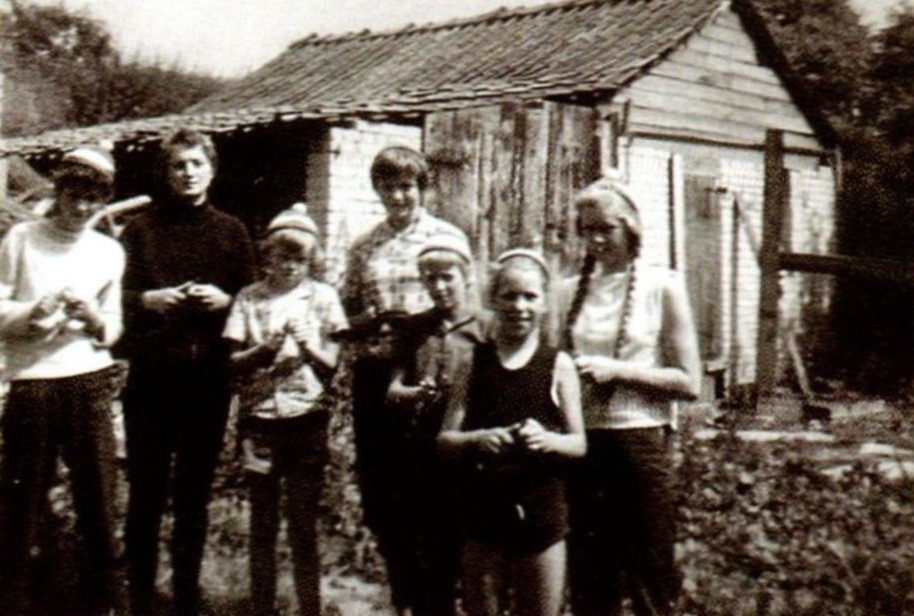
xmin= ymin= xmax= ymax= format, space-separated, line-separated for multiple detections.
xmin=0 ymin=145 xmax=128 ymax=615
xmin=558 ymin=180 xmax=701 ymax=616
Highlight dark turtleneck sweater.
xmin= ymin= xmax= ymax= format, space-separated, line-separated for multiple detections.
xmin=118 ymin=198 xmax=255 ymax=368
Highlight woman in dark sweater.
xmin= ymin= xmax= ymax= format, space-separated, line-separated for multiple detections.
xmin=118 ymin=128 xmax=255 ymax=616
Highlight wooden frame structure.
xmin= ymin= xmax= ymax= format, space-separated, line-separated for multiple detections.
xmin=756 ymin=129 xmax=913 ymax=401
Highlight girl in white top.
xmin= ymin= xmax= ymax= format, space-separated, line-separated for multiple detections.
xmin=558 ymin=179 xmax=701 ymax=616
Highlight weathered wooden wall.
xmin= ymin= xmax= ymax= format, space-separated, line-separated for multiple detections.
xmin=423 ymin=101 xmax=600 ymax=279
xmin=618 ymin=8 xmax=821 ymax=153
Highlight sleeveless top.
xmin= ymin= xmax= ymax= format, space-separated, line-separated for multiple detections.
xmin=557 ymin=261 xmax=681 ymax=429
xmin=458 ymin=341 xmax=569 ymax=553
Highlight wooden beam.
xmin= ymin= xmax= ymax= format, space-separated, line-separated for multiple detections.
xmin=628 ymin=129 xmax=830 ymax=158
xmin=668 ymin=154 xmax=686 ymax=271
xmin=756 ymin=129 xmax=786 ymax=398
xmin=0 ymin=74 xmax=6 ymax=204
xmin=780 ymin=252 xmax=914 ymax=285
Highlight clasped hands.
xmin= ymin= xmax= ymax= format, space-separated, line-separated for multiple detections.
xmin=475 ymin=417 xmax=554 ymax=456
xmin=29 ymin=288 xmax=104 ymax=338
xmin=252 ymin=319 xmax=320 ymax=374
xmin=142 ymin=281 xmax=231 ymax=314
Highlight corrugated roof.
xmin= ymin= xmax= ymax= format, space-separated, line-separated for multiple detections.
xmin=3 ymin=0 xmax=834 ymax=156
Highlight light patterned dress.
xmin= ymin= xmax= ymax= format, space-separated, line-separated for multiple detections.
xmin=223 ymin=278 xmax=347 ymax=419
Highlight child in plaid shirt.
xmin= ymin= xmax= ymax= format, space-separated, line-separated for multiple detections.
xmin=224 ymin=204 xmax=347 ymax=616
xmin=341 ymin=146 xmax=469 ymax=616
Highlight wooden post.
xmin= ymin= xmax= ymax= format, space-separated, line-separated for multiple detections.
xmin=668 ymin=154 xmax=686 ymax=271
xmin=729 ymin=195 xmax=741 ymax=396
xmin=755 ymin=130 xmax=786 ymax=399
xmin=0 ymin=73 xmax=7 ymax=204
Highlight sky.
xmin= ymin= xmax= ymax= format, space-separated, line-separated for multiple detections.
xmin=28 ymin=0 xmax=903 ymax=78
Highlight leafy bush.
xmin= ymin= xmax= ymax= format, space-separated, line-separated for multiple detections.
xmin=677 ymin=413 xmax=914 ymax=616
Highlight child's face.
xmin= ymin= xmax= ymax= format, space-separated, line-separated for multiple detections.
xmin=420 ymin=259 xmax=469 ymax=314
xmin=579 ymin=204 xmax=632 ymax=266
xmin=374 ymin=172 xmax=421 ymax=231
xmin=264 ymin=244 xmax=310 ymax=290
xmin=492 ymin=265 xmax=547 ymax=341
xmin=54 ymin=183 xmax=107 ymax=232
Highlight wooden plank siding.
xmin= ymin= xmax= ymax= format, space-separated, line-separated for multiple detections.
xmin=424 ymin=102 xmax=599 ymax=280
xmin=649 ymin=61 xmax=795 ymax=103
xmin=627 ymin=74 xmax=810 ymax=122
xmin=621 ymin=9 xmax=815 ymax=148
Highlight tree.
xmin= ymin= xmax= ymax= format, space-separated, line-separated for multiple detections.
xmin=869 ymin=4 xmax=914 ymax=180
xmin=753 ymin=0 xmax=914 ymax=392
xmin=1 ymin=0 xmax=225 ymax=136
xmin=753 ymin=0 xmax=873 ymax=130
xmin=1 ymin=1 xmax=117 ymax=127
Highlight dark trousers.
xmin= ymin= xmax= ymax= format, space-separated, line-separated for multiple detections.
xmin=568 ymin=427 xmax=679 ymax=616
xmin=122 ymin=363 xmax=231 ymax=616
xmin=244 ymin=413 xmax=328 ymax=616
xmin=351 ymin=359 xmax=458 ymax=616
xmin=0 ymin=369 xmax=125 ymax=616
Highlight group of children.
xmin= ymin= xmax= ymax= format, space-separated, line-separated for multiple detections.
xmin=0 ymin=140 xmax=701 ymax=616
xmin=223 ymin=190 xmax=583 ymax=615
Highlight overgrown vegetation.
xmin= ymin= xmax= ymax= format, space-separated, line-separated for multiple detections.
xmin=0 ymin=1 xmax=226 ymax=137
xmin=25 ymin=391 xmax=914 ymax=615
xmin=677 ymin=414 xmax=914 ymax=615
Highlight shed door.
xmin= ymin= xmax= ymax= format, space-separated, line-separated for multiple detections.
xmin=684 ymin=175 xmax=723 ymax=360
xmin=423 ymin=101 xmax=599 ymax=278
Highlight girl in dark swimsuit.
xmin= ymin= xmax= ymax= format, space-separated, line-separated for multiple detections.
xmin=438 ymin=248 xmax=585 ymax=616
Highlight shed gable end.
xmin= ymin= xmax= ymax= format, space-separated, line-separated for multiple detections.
xmin=619 ymin=8 xmax=819 ymax=151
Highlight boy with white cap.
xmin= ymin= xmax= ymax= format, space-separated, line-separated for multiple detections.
xmin=224 ymin=203 xmax=347 ymax=616
xmin=0 ymin=145 xmax=128 ymax=615
xmin=380 ymin=234 xmax=486 ymax=616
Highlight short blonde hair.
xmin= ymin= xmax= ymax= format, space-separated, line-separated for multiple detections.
xmin=260 ymin=229 xmax=324 ymax=280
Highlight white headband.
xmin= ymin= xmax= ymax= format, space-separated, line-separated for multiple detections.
xmin=63 ymin=147 xmax=115 ymax=179
xmin=496 ymin=248 xmax=550 ymax=280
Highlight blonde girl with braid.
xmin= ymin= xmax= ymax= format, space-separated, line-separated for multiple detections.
xmin=557 ymin=180 xmax=701 ymax=616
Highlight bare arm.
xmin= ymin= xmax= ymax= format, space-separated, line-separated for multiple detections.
xmin=287 ymin=306 xmax=343 ymax=386
xmin=574 ymin=273 xmax=701 ymax=400
xmin=296 ymin=338 xmax=340 ymax=386
xmin=516 ymin=352 xmax=586 ymax=458
xmin=657 ymin=271 xmax=702 ymax=398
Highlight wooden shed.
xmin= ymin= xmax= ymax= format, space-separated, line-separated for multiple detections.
xmin=2 ymin=0 xmax=837 ymax=392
